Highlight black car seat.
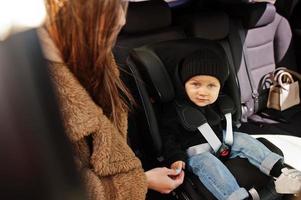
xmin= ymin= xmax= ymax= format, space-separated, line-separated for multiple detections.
xmin=127 ymin=38 xmax=284 ymax=200
xmin=113 ymin=0 xmax=186 ymax=67
xmin=113 ymin=0 xmax=187 ymax=168
xmin=220 ymin=1 xmax=301 ymax=136
xmin=175 ymin=9 xmax=243 ymax=125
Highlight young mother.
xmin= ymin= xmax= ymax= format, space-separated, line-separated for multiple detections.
xmin=39 ymin=0 xmax=184 ymax=199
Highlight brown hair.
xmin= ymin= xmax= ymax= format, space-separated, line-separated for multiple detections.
xmin=44 ymin=0 xmax=132 ymax=130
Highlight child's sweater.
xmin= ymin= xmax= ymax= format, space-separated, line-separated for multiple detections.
xmin=160 ymin=99 xmax=224 ymax=166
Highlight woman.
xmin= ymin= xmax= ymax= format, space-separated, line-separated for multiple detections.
xmin=39 ymin=0 xmax=184 ymax=199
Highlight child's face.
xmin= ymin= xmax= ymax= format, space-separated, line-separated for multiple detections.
xmin=185 ymin=75 xmax=221 ymax=107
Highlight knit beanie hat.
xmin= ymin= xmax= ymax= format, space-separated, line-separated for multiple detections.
xmin=180 ymin=48 xmax=229 ymax=86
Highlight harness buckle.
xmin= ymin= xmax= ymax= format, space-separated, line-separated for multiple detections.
xmin=217 ymin=143 xmax=231 ymax=160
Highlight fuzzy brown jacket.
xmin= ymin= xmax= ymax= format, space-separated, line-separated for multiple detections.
xmin=38 ymin=29 xmax=147 ymax=200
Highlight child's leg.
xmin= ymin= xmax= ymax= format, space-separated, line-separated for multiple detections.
xmin=230 ymin=132 xmax=301 ymax=194
xmin=229 ymin=132 xmax=283 ymax=175
xmin=188 ymin=152 xmax=249 ymax=200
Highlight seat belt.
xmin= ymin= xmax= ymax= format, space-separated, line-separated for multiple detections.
xmin=196 ymin=113 xmax=233 ymax=158
xmin=220 ymin=41 xmax=242 ymax=125
xmin=224 ymin=113 xmax=233 ymax=146
xmin=175 ymin=102 xmax=233 ymax=157
xmin=197 ymin=123 xmax=222 ymax=152
xmin=236 ymin=22 xmax=260 ymax=113
xmin=228 ymin=20 xmax=251 ymax=122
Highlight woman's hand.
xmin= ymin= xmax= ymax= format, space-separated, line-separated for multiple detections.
xmin=145 ymin=167 xmax=184 ymax=194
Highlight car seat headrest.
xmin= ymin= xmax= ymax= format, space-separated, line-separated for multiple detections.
xmin=181 ymin=12 xmax=230 ymax=40
xmin=129 ymin=47 xmax=175 ymax=102
xmin=226 ymin=2 xmax=276 ymax=28
xmin=245 ymin=3 xmax=276 ymax=28
xmin=122 ymin=0 xmax=172 ymax=34
xmin=129 ymin=39 xmax=229 ymax=103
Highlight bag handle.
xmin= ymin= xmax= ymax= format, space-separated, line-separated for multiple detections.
xmin=274 ymin=67 xmax=301 ymax=81
xmin=275 ymin=71 xmax=294 ymax=88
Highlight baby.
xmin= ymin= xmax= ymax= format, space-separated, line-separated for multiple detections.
xmin=160 ymin=48 xmax=301 ymax=200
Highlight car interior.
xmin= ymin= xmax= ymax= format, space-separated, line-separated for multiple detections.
xmin=114 ymin=0 xmax=301 ymax=199
xmin=1 ymin=0 xmax=301 ymax=199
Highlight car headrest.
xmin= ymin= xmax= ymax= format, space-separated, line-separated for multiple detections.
xmin=122 ymin=0 xmax=172 ymax=34
xmin=181 ymin=12 xmax=229 ymax=40
xmin=225 ymin=2 xmax=276 ymax=28
xmin=129 ymin=39 xmax=227 ymax=103
xmin=129 ymin=47 xmax=175 ymax=102
xmin=244 ymin=3 xmax=276 ymax=28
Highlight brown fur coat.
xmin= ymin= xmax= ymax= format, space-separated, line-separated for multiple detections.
xmin=38 ymin=29 xmax=147 ymax=200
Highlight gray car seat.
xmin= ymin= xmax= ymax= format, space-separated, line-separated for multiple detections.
xmin=222 ymin=1 xmax=301 ymax=136
xmin=179 ymin=1 xmax=301 ymax=136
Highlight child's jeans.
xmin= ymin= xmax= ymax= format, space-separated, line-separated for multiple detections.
xmin=188 ymin=132 xmax=283 ymax=200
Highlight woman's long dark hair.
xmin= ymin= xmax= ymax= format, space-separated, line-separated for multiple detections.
xmin=45 ymin=0 xmax=133 ymax=131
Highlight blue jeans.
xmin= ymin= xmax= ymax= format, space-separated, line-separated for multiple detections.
xmin=188 ymin=132 xmax=283 ymax=200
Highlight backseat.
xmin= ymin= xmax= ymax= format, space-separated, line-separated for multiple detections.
xmin=181 ymin=1 xmax=301 ymax=137
xmin=113 ymin=0 xmax=187 ymax=162
xmin=128 ymin=37 xmax=284 ymax=200
xmin=223 ymin=1 xmax=301 ymax=136
xmin=123 ymin=4 xmax=286 ymax=199
xmin=114 ymin=0 xmax=186 ymax=67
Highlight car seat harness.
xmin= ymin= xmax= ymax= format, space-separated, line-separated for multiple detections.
xmin=175 ymin=95 xmax=235 ymax=159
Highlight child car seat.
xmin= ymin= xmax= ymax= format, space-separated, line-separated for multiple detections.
xmin=127 ymin=38 xmax=284 ymax=200
xmin=113 ymin=0 xmax=186 ymax=165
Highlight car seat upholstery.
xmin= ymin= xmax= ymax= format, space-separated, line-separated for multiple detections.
xmin=181 ymin=1 xmax=301 ymax=136
xmin=176 ymin=10 xmax=242 ymax=124
xmin=115 ymin=1 xmax=287 ymax=199
xmin=222 ymin=2 xmax=301 ymax=136
xmin=113 ymin=0 xmax=186 ymax=67
xmin=127 ymin=38 xmax=284 ymax=200
xmin=113 ymin=0 xmax=187 ymax=163
xmin=228 ymin=2 xmax=297 ymax=111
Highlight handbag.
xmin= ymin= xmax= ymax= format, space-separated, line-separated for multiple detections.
xmin=267 ymin=68 xmax=300 ymax=111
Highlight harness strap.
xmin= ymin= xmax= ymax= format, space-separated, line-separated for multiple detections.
xmin=225 ymin=113 xmax=234 ymax=146
xmin=197 ymin=123 xmax=222 ymax=153
xmin=237 ymin=24 xmax=260 ymax=113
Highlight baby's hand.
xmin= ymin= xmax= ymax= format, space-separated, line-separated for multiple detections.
xmin=171 ymin=161 xmax=185 ymax=175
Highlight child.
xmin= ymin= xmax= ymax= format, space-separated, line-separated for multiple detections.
xmin=160 ymin=48 xmax=301 ymax=200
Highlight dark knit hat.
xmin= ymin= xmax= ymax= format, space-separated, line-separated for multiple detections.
xmin=180 ymin=48 xmax=229 ymax=86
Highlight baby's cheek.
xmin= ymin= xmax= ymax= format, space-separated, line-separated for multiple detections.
xmin=211 ymin=96 xmax=219 ymax=103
